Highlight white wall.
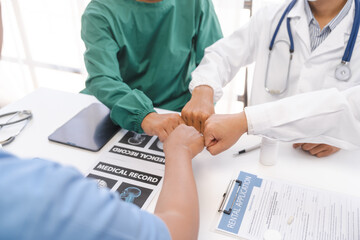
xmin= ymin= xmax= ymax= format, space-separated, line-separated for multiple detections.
xmin=0 ymin=0 xmax=89 ymax=106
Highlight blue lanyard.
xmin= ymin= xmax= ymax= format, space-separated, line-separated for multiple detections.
xmin=269 ymin=0 xmax=360 ymax=61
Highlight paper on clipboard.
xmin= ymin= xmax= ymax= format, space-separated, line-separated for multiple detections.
xmin=216 ymin=171 xmax=360 ymax=240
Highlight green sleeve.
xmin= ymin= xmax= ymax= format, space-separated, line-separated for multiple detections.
xmin=81 ymin=8 xmax=155 ymax=133
xmin=195 ymin=0 xmax=223 ymax=65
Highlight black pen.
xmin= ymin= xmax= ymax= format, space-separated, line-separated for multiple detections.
xmin=234 ymin=143 xmax=261 ymax=156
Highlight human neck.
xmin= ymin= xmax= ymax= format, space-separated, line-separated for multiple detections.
xmin=136 ymin=0 xmax=163 ymax=2
xmin=309 ymin=0 xmax=348 ymax=29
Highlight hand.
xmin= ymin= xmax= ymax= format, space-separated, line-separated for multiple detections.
xmin=293 ymin=143 xmax=340 ymax=158
xmin=203 ymin=112 xmax=248 ymax=155
xmin=164 ymin=124 xmax=204 ymax=160
xmin=181 ymin=85 xmax=214 ymax=133
xmin=141 ymin=112 xmax=184 ymax=142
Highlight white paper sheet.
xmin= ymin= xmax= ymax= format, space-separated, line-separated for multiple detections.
xmin=217 ymin=171 xmax=360 ymax=240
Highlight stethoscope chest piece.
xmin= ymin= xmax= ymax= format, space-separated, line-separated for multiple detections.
xmin=265 ymin=0 xmax=360 ymax=92
xmin=335 ymin=63 xmax=351 ymax=81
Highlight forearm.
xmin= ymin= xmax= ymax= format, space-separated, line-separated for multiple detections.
xmin=191 ymin=85 xmax=214 ymax=102
xmin=244 ymin=87 xmax=360 ymax=150
xmin=86 ymin=76 xmax=155 ymax=132
xmin=82 ymin=10 xmax=155 ymax=132
xmin=190 ymin=20 xmax=256 ymax=102
xmin=190 ymin=44 xmax=233 ymax=102
xmin=155 ymin=151 xmax=199 ymax=240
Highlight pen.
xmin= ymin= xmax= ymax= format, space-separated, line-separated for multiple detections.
xmin=234 ymin=143 xmax=261 ymax=156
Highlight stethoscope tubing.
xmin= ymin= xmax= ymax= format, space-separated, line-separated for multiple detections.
xmin=343 ymin=0 xmax=360 ymax=63
xmin=270 ymin=0 xmax=359 ymax=60
xmin=269 ymin=0 xmax=297 ymax=52
xmin=0 ymin=110 xmax=32 ymax=127
xmin=266 ymin=0 xmax=360 ymax=93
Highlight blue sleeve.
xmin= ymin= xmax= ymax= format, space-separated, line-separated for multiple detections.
xmin=0 ymin=151 xmax=171 ymax=240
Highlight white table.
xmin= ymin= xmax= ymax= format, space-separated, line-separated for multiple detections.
xmin=1 ymin=88 xmax=360 ymax=240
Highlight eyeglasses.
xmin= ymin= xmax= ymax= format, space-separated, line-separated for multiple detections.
xmin=0 ymin=110 xmax=32 ymax=146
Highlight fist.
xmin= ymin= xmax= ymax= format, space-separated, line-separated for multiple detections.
xmin=181 ymin=85 xmax=214 ymax=133
xmin=164 ymin=124 xmax=205 ymax=160
xmin=141 ymin=112 xmax=184 ymax=142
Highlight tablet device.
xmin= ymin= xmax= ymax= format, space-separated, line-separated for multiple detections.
xmin=48 ymin=103 xmax=120 ymax=152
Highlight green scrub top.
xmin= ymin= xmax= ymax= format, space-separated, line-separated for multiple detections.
xmin=81 ymin=0 xmax=222 ymax=133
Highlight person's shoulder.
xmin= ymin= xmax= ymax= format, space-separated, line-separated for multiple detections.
xmin=0 ymin=154 xmax=82 ymax=203
xmin=84 ymin=0 xmax=105 ymax=11
xmin=83 ymin=0 xmax=119 ymax=17
xmin=0 ymin=151 xmax=55 ymax=168
xmin=0 ymin=153 xmax=78 ymax=178
xmin=82 ymin=0 xmax=119 ymax=25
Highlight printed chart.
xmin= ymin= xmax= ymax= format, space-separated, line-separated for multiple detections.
xmin=87 ymin=129 xmax=165 ymax=209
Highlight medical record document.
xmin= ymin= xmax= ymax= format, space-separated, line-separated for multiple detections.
xmin=217 ymin=171 xmax=360 ymax=240
xmin=86 ymin=129 xmax=165 ymax=209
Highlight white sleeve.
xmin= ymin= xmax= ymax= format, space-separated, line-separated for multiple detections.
xmin=189 ymin=9 xmax=263 ymax=102
xmin=244 ymin=86 xmax=360 ymax=150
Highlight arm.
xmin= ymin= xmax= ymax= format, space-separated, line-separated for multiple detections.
xmin=0 ymin=128 xmax=203 ymax=240
xmin=155 ymin=125 xmax=204 ymax=240
xmin=182 ymin=26 xmax=254 ymax=129
xmin=0 ymin=151 xmax=171 ymax=240
xmin=81 ymin=7 xmax=183 ymax=139
xmin=80 ymin=7 xmax=153 ymax=134
xmin=189 ymin=12 xmax=259 ymax=103
xmin=180 ymin=0 xmax=222 ymax=132
xmin=204 ymin=87 xmax=360 ymax=155
xmin=194 ymin=0 xmax=223 ymax=66
xmin=245 ymin=87 xmax=360 ymax=150
xmin=182 ymin=8 xmax=263 ymax=130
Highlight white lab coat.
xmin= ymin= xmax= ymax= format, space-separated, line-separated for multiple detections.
xmin=244 ymin=86 xmax=360 ymax=150
xmin=190 ymin=0 xmax=360 ymax=149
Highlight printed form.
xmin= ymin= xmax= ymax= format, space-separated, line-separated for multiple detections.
xmin=217 ymin=171 xmax=360 ymax=240
xmin=86 ymin=129 xmax=165 ymax=209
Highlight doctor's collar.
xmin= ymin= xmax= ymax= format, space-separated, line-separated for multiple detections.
xmin=286 ymin=0 xmax=306 ymax=19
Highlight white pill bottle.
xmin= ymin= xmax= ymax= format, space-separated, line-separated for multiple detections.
xmin=259 ymin=137 xmax=279 ymax=166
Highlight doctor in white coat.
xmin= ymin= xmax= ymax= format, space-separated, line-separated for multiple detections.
xmin=182 ymin=0 xmax=360 ymax=157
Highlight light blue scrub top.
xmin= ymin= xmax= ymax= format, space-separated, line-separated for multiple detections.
xmin=0 ymin=151 xmax=171 ymax=240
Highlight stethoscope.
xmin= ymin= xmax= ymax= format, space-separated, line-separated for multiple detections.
xmin=0 ymin=110 xmax=32 ymax=146
xmin=264 ymin=0 xmax=360 ymax=95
